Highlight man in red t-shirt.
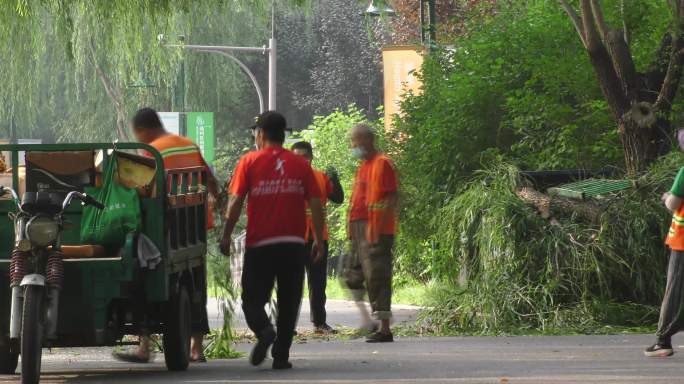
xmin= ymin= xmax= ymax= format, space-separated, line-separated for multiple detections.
xmin=220 ymin=111 xmax=325 ymax=370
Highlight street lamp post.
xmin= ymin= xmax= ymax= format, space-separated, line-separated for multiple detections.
xmin=165 ymin=41 xmax=276 ymax=114
xmin=364 ymin=0 xmax=435 ymax=48
xmin=420 ymin=0 xmax=436 ymax=47
xmin=163 ymin=10 xmax=277 ymax=115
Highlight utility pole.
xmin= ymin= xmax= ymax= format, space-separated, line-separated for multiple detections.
xmin=268 ymin=3 xmax=277 ymax=111
xmin=420 ymin=0 xmax=436 ymax=48
xmin=173 ymin=36 xmax=187 ymax=135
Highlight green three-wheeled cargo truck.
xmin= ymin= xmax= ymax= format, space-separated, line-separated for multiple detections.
xmin=0 ymin=143 xmax=209 ymax=383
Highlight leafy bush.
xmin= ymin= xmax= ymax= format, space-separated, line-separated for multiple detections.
xmin=420 ymin=153 xmax=684 ymax=333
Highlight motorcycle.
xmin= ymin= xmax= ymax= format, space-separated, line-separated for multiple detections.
xmin=0 ymin=186 xmax=103 ymax=384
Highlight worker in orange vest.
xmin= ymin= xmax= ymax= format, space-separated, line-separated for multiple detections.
xmin=291 ymin=141 xmax=344 ymax=334
xmin=344 ymin=123 xmax=398 ymax=343
xmin=646 ymin=128 xmax=684 ymax=357
xmin=115 ymin=107 xmax=219 ymax=364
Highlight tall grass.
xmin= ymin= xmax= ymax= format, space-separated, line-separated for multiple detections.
xmin=203 ymin=231 xmax=241 ymax=359
xmin=423 ymin=154 xmax=684 ymax=334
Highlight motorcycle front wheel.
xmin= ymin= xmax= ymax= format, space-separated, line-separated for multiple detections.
xmin=20 ymin=285 xmax=43 ymax=384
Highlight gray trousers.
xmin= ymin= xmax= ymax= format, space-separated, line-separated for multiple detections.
xmin=343 ymin=221 xmax=394 ymax=320
xmin=656 ymin=250 xmax=684 ymax=343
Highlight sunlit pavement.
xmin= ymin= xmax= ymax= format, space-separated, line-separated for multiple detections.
xmin=0 ymin=302 xmax=678 ymax=383
xmin=210 ymin=298 xmax=421 ymax=331
xmin=3 ymin=334 xmax=684 ymax=383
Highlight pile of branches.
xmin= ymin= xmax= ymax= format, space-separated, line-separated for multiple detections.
xmin=424 ymin=155 xmax=684 ymax=333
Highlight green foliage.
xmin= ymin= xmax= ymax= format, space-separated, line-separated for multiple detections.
xmin=392 ymin=0 xmax=677 ymax=280
xmin=419 ymin=153 xmax=684 ymax=333
xmin=0 ymin=1 xmax=317 ymax=143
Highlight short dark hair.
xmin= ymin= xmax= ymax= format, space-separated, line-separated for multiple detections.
xmin=133 ymin=107 xmax=163 ymax=130
xmin=255 ymin=111 xmax=286 ymax=143
xmin=291 ymin=141 xmax=313 ymax=159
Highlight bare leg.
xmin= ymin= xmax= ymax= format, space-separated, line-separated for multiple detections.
xmin=379 ymin=319 xmax=391 ymax=334
xmin=354 ymin=299 xmax=374 ymax=329
xmin=191 ymin=333 xmax=204 ymax=360
xmin=137 ymin=335 xmax=151 ymax=360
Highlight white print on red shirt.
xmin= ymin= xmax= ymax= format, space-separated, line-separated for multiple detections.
xmin=251 ymin=178 xmax=305 ymax=196
xmin=275 ymin=158 xmax=285 ymax=176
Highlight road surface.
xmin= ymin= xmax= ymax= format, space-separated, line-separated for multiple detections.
xmin=4 ymin=334 xmax=684 ymax=383
xmin=0 ymin=302 xmax=681 ymax=383
xmin=210 ymin=298 xmax=420 ymax=330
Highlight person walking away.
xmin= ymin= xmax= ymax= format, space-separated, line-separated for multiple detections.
xmin=220 ymin=111 xmax=325 ymax=369
xmin=646 ymin=128 xmax=684 ymax=357
xmin=343 ymin=123 xmax=398 ymax=343
xmin=115 ymin=107 xmax=219 ymax=363
xmin=291 ymin=141 xmax=344 ymax=334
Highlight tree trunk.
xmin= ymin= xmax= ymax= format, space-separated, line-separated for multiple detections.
xmin=620 ymin=116 xmax=672 ymax=175
xmin=559 ymin=1 xmax=684 ymax=175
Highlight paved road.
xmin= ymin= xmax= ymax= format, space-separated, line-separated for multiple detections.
xmin=209 ymin=299 xmax=420 ymax=331
xmin=5 ymin=333 xmax=684 ymax=383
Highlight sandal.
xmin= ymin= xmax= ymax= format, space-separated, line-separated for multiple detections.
xmin=191 ymin=352 xmax=207 ymax=363
xmin=112 ymin=351 xmax=153 ymax=363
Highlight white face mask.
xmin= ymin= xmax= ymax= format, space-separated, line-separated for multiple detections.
xmin=351 ymin=147 xmax=366 ymax=159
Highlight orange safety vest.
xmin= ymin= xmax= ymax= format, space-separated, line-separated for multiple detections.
xmin=149 ymin=134 xmax=214 ymax=229
xmin=666 ymin=205 xmax=684 ymax=251
xmin=365 ymin=155 xmax=397 ymax=243
xmin=305 ymin=170 xmax=329 ymax=242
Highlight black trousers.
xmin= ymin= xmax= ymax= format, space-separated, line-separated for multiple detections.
xmin=191 ymin=263 xmax=210 ymax=335
xmin=304 ymin=240 xmax=329 ymax=326
xmin=241 ymin=243 xmax=305 ymax=361
xmin=657 ymin=250 xmax=684 ymax=343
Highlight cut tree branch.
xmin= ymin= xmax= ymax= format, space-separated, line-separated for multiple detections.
xmin=516 ymin=187 xmax=602 ymax=224
xmin=558 ymin=0 xmax=586 ymax=47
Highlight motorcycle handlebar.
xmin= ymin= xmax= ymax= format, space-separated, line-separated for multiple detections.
xmin=0 ymin=188 xmax=104 ymax=213
xmin=62 ymin=191 xmax=105 ymax=211
xmin=0 ymin=186 xmax=20 ymax=207
xmin=82 ymin=194 xmax=105 ymax=210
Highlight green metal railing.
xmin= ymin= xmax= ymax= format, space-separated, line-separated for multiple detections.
xmin=548 ymin=179 xmax=635 ymax=201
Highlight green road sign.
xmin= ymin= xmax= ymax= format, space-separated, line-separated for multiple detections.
xmin=186 ymin=112 xmax=215 ymax=165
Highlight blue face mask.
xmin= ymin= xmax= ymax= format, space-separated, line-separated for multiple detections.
xmin=351 ymin=147 xmax=366 ymax=159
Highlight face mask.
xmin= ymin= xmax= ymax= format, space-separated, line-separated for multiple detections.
xmin=351 ymin=147 xmax=366 ymax=159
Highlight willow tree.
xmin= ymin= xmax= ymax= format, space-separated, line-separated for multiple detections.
xmin=558 ymin=0 xmax=684 ymax=174
xmin=0 ymin=0 xmax=289 ymax=141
